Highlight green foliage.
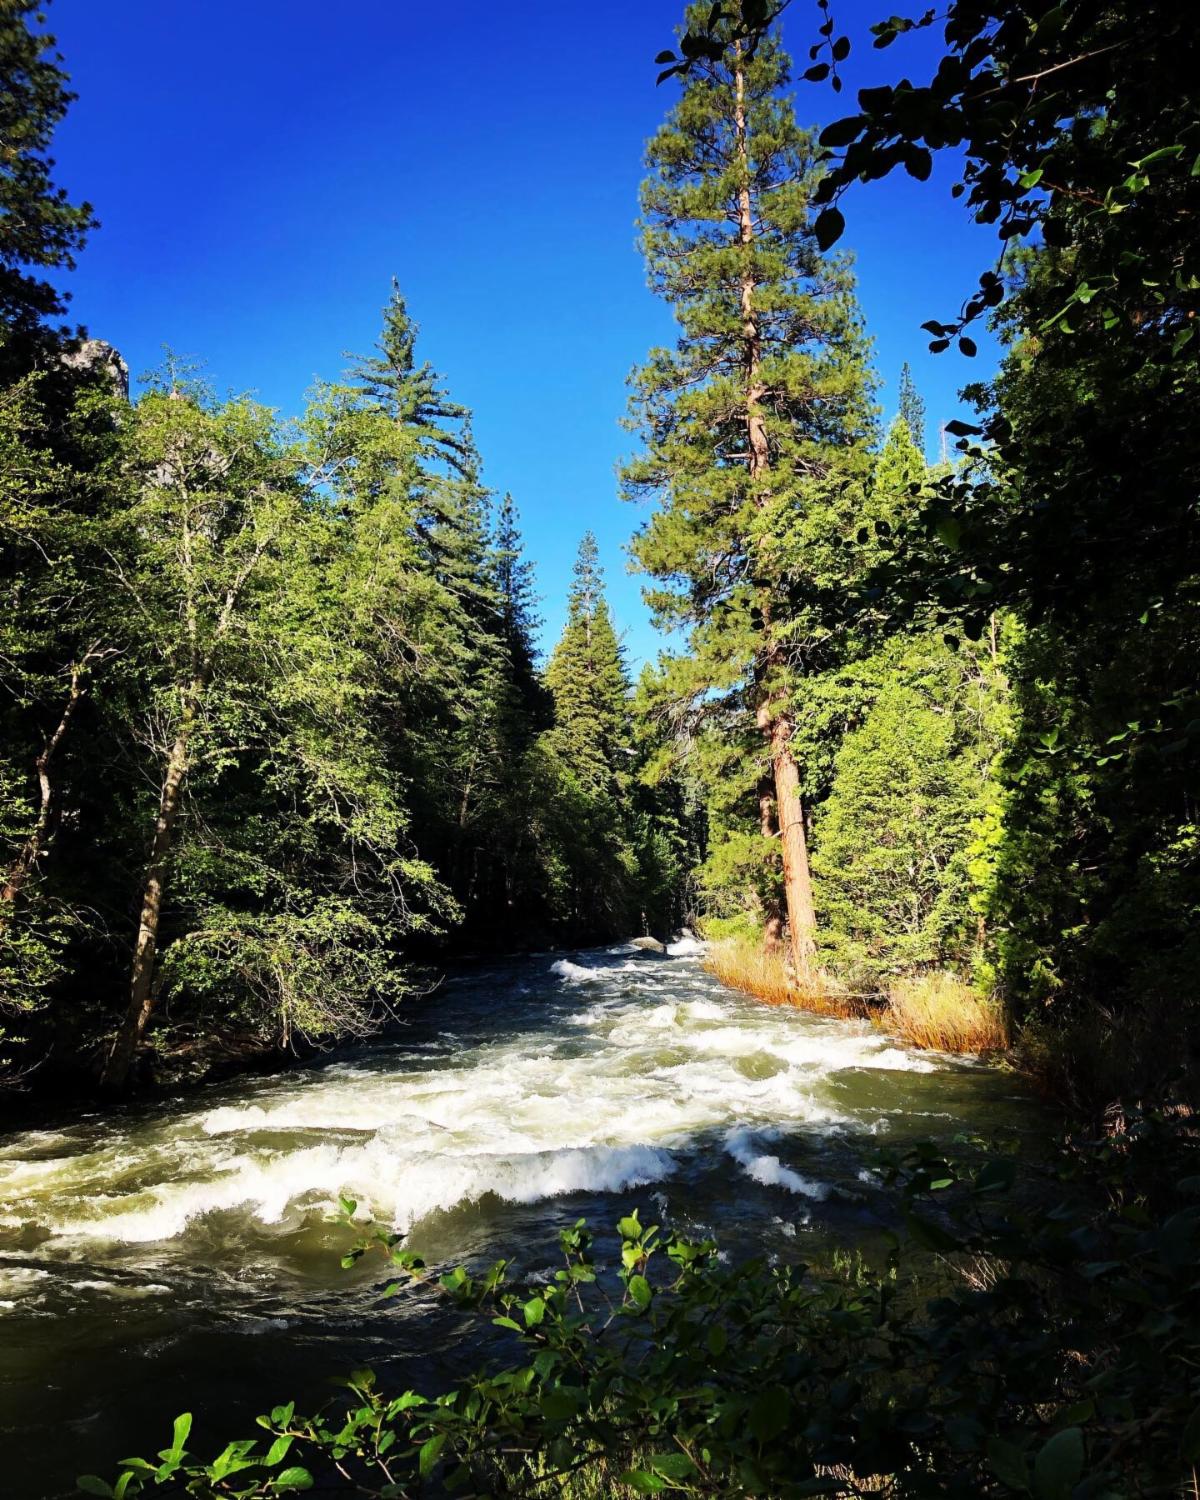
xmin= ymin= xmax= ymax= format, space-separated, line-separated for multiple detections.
xmin=0 ymin=0 xmax=96 ymax=339
xmin=623 ymin=8 xmax=876 ymax=938
xmin=897 ymin=361 xmax=926 ymax=456
xmin=536 ymin=533 xmax=694 ymax=941
xmin=814 ymin=636 xmax=1009 ymax=984
xmin=89 ymin=1111 xmax=1200 ymax=1497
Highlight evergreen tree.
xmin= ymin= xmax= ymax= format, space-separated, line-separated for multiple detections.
xmin=0 ymin=0 xmax=96 ymax=347
xmin=813 ymin=638 xmax=1009 ymax=982
xmin=622 ymin=7 xmax=875 ymax=973
xmin=537 ymin=534 xmax=635 ymax=937
xmin=897 ymin=361 xmax=926 ymax=457
xmin=492 ymin=491 xmax=547 ymax=721
xmin=544 ymin=533 xmax=630 ymax=795
xmin=349 ymin=280 xmax=473 ymax=478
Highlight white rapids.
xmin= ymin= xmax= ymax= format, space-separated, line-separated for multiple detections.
xmin=0 ymin=947 xmax=943 ymax=1251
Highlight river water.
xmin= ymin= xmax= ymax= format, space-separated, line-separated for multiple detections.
xmin=0 ymin=943 xmax=1035 ymax=1496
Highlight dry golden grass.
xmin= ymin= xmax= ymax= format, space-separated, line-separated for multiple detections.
xmin=884 ymin=972 xmax=1009 ymax=1053
xmin=703 ymin=940 xmax=867 ymax=1019
xmin=704 ymin=941 xmax=1008 ymax=1055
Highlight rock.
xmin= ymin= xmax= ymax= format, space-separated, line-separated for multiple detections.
xmin=630 ymin=936 xmax=667 ymax=954
xmin=61 ymin=339 xmax=129 ymax=400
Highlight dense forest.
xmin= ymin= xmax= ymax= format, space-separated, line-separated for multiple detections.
xmin=3 ymin=0 xmax=1194 ymax=1110
xmin=2 ymin=0 xmax=1200 ymax=1491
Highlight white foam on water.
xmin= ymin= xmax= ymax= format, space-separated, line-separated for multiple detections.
xmin=551 ymin=959 xmax=602 ymax=984
xmin=725 ymin=1130 xmax=830 ymax=1200
xmin=667 ymin=935 xmax=706 ymax=956
xmin=0 ymin=945 xmax=959 ymax=1250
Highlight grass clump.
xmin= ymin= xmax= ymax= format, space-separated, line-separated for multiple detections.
xmin=885 ymin=972 xmax=1009 ymax=1053
xmin=704 ymin=940 xmax=1008 ymax=1055
xmin=703 ymin=939 xmax=866 ymax=1018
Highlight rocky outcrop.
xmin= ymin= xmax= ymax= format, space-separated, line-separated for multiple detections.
xmin=61 ymin=338 xmax=129 ymax=400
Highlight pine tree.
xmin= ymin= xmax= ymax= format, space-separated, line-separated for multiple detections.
xmin=492 ymin=492 xmax=545 ymax=716
xmin=535 ymin=534 xmax=636 ymax=937
xmin=0 ymin=0 xmax=96 ymax=346
xmin=544 ymin=533 xmax=630 ymax=795
xmin=622 ymin=7 xmax=875 ymax=974
xmin=897 ymin=361 xmax=926 ymax=457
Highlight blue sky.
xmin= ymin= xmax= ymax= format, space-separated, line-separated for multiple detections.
xmin=46 ymin=0 xmax=998 ymax=668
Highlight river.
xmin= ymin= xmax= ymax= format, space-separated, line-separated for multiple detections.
xmin=0 ymin=942 xmax=1036 ymax=1497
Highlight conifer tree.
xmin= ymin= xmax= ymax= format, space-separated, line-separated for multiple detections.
xmin=0 ymin=0 xmax=96 ymax=345
xmin=544 ymin=533 xmax=630 ymax=795
xmin=349 ymin=281 xmax=473 ymax=478
xmin=492 ymin=492 xmax=546 ymax=720
xmin=535 ymin=534 xmax=636 ymax=937
xmin=622 ymin=7 xmax=874 ymax=973
xmin=897 ymin=361 xmax=926 ymax=457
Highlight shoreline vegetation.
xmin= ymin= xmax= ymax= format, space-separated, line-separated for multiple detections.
xmin=702 ymin=937 xmax=1011 ymax=1055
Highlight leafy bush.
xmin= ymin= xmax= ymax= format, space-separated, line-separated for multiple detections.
xmin=79 ymin=1112 xmax=1200 ymax=1499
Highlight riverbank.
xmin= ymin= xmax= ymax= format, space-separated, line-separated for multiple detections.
xmin=703 ymin=939 xmax=1009 ymax=1055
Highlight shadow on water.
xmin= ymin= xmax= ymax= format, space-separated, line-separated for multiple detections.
xmin=0 ymin=945 xmax=1043 ymax=1497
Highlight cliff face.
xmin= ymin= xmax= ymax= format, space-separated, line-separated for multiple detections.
xmin=61 ymin=338 xmax=129 ymax=400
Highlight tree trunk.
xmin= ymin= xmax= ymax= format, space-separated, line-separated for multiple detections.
xmin=101 ymin=697 xmax=196 ymax=1090
xmin=733 ymin=43 xmax=820 ymax=969
xmin=771 ymin=716 xmax=817 ymax=973
xmin=759 ymin=780 xmax=784 ymax=953
xmin=1 ymin=655 xmax=99 ymax=912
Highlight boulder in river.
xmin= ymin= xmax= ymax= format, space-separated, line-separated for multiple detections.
xmin=630 ymin=935 xmax=667 ymax=953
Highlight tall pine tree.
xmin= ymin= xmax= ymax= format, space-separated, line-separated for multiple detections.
xmin=622 ymin=7 xmax=875 ymax=974
xmin=897 ymin=361 xmax=926 ymax=457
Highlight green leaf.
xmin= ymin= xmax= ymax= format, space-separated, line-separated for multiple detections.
xmin=628 ymin=1274 xmax=653 ymax=1308
xmin=619 ymin=1471 xmax=667 ymax=1493
xmin=76 ymin=1480 xmax=113 ymax=1498
xmin=523 ymin=1295 xmax=546 ymax=1327
xmin=618 ymin=1213 xmax=641 ymax=1241
xmin=264 ymin=1435 xmax=294 ymax=1466
xmin=986 ymin=1436 xmax=1030 ymax=1491
xmin=934 ymin=517 xmax=962 ymax=549
xmin=169 ymin=1412 xmax=192 ymax=1458
xmin=1033 ymin=1428 xmax=1083 ymax=1499
xmin=275 ymin=1467 xmax=315 ymax=1490
xmin=540 ymin=1386 xmax=581 ymax=1422
xmin=707 ymin=1322 xmax=728 ymax=1356
xmin=649 ymin=1452 xmax=698 ymax=1479
xmin=418 ymin=1435 xmax=446 ymax=1479
xmin=818 ymin=115 xmax=863 ymax=148
xmin=814 ymin=206 xmax=845 ymax=251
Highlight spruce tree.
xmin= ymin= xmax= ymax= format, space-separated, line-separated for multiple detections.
xmin=536 ymin=534 xmax=635 ymax=937
xmin=544 ymin=533 xmax=630 ymax=795
xmin=897 ymin=361 xmax=926 ymax=457
xmin=492 ymin=491 xmax=546 ymax=719
xmin=349 ymin=280 xmax=473 ymax=478
xmin=622 ymin=7 xmax=875 ymax=973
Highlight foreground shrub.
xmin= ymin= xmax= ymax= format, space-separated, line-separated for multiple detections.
xmin=81 ymin=1112 xmax=1200 ymax=1499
